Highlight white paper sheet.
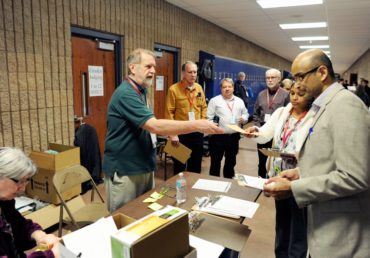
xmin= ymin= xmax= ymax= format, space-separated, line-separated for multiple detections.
xmin=235 ymin=174 xmax=268 ymax=190
xmin=192 ymin=179 xmax=231 ymax=193
xmin=189 ymin=235 xmax=224 ymax=258
xmin=63 ymin=216 xmax=118 ymax=258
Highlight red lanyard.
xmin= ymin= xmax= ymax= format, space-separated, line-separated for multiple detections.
xmin=187 ymin=89 xmax=196 ymax=109
xmin=267 ymin=88 xmax=280 ymax=109
xmin=225 ymin=99 xmax=235 ymax=113
xmin=281 ymin=110 xmax=307 ymax=147
xmin=127 ymin=77 xmax=145 ymax=104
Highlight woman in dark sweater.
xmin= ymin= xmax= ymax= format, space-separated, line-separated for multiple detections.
xmin=0 ymin=147 xmax=60 ymax=258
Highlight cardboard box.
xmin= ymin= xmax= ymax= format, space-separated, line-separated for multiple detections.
xmin=111 ymin=206 xmax=190 ymax=258
xmin=26 ymin=168 xmax=81 ymax=204
xmin=29 ymin=143 xmax=80 ymax=171
xmin=25 ymin=196 xmax=85 ymax=229
xmin=27 ymin=143 xmax=81 ymax=204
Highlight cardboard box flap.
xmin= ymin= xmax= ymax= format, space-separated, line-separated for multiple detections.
xmin=29 ymin=143 xmax=80 ymax=171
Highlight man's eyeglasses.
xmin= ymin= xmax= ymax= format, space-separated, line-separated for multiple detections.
xmin=266 ymin=76 xmax=277 ymax=80
xmin=294 ymin=66 xmax=320 ymax=82
xmin=11 ymin=177 xmax=31 ymax=185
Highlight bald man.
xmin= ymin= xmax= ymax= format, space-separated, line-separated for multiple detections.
xmin=264 ymin=49 xmax=370 ymax=258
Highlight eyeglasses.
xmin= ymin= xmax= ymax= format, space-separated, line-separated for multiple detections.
xmin=293 ymin=66 xmax=320 ymax=82
xmin=266 ymin=76 xmax=278 ymax=80
xmin=11 ymin=177 xmax=31 ymax=185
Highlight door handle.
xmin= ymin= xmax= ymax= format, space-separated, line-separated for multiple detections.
xmin=81 ymin=72 xmax=89 ymax=116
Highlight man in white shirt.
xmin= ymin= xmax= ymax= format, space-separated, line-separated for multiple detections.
xmin=207 ymin=78 xmax=249 ymax=178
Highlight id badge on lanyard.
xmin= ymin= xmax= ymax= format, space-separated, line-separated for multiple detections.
xmin=188 ymin=111 xmax=195 ymax=121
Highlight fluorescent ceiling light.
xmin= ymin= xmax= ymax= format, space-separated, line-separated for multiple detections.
xmin=280 ymin=22 xmax=327 ymax=29
xmin=257 ymin=0 xmax=323 ymax=9
xmin=292 ymin=36 xmax=329 ymax=41
xmin=299 ymin=45 xmax=330 ymax=49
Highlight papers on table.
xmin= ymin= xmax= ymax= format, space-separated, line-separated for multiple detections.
xmin=189 ymin=235 xmax=224 ymax=258
xmin=235 ymin=174 xmax=268 ymax=190
xmin=63 ymin=216 xmax=118 ymax=258
xmin=195 ymin=195 xmax=259 ymax=219
xmin=192 ymin=179 xmax=231 ymax=193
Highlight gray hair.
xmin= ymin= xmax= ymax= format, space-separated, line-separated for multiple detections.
xmin=238 ymin=72 xmax=246 ymax=77
xmin=127 ymin=48 xmax=155 ymax=74
xmin=220 ymin=78 xmax=234 ymax=87
xmin=266 ymin=68 xmax=281 ymax=78
xmin=0 ymin=147 xmax=37 ymax=180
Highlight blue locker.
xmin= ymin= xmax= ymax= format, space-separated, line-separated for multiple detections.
xmin=198 ymin=51 xmax=271 ymax=114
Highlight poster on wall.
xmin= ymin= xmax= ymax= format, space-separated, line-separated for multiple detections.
xmin=88 ymin=65 xmax=104 ymax=97
xmin=156 ymin=76 xmax=164 ymax=91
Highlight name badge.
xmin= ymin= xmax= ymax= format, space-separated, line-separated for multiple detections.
xmin=188 ymin=111 xmax=195 ymax=121
xmin=230 ymin=114 xmax=236 ymax=124
xmin=264 ymin=114 xmax=271 ymax=122
xmin=150 ymin=133 xmax=157 ymax=149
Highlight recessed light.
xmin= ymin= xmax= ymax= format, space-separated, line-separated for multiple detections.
xmin=280 ymin=22 xmax=327 ymax=29
xmin=292 ymin=36 xmax=329 ymax=41
xmin=257 ymin=0 xmax=323 ymax=8
xmin=299 ymin=45 xmax=330 ymax=49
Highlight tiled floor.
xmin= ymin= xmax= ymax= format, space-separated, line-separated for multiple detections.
xmin=83 ymin=137 xmax=276 ymax=258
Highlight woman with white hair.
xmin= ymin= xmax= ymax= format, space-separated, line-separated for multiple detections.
xmin=0 ymin=147 xmax=60 ymax=258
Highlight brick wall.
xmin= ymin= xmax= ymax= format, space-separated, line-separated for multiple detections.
xmin=0 ymin=0 xmax=291 ymax=152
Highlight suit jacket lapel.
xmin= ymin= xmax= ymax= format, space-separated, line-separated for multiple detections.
xmin=299 ymin=83 xmax=344 ymax=157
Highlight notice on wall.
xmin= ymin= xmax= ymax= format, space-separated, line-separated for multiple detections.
xmin=156 ymin=76 xmax=164 ymax=91
xmin=88 ymin=65 xmax=104 ymax=97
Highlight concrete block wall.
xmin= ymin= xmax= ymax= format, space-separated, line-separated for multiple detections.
xmin=0 ymin=0 xmax=291 ymax=153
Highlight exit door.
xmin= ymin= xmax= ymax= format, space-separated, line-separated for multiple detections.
xmin=154 ymin=47 xmax=178 ymax=119
xmin=72 ymin=36 xmax=116 ymax=156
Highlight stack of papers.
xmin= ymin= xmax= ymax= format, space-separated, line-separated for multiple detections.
xmin=195 ymin=195 xmax=259 ymax=219
xmin=192 ymin=179 xmax=231 ymax=193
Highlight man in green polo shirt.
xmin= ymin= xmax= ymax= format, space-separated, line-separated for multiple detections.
xmin=103 ymin=48 xmax=223 ymax=212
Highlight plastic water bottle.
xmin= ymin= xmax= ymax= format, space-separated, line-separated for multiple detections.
xmin=176 ymin=172 xmax=187 ymax=204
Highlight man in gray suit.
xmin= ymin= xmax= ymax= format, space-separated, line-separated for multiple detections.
xmin=264 ymin=49 xmax=370 ymax=258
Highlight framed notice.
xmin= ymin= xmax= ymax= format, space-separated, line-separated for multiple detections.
xmin=156 ymin=76 xmax=164 ymax=91
xmin=88 ymin=65 xmax=104 ymax=97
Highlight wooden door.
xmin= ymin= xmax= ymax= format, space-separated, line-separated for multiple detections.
xmin=154 ymin=51 xmax=175 ymax=119
xmin=72 ymin=36 xmax=116 ymax=156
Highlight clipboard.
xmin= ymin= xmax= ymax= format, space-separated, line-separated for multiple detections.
xmin=163 ymin=140 xmax=192 ymax=164
xmin=259 ymin=148 xmax=296 ymax=158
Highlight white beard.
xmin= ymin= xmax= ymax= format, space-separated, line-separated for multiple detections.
xmin=143 ymin=78 xmax=153 ymax=87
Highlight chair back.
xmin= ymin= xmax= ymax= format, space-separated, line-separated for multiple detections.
xmin=52 ymin=164 xmax=107 ymax=236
